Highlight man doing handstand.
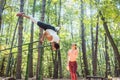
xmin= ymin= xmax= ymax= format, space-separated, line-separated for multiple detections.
xmin=16 ymin=12 xmax=60 ymax=50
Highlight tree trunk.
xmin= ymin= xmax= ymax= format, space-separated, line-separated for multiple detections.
xmin=0 ymin=0 xmax=6 ymax=30
xmin=9 ymin=57 xmax=14 ymax=76
xmin=80 ymin=0 xmax=89 ymax=76
xmin=0 ymin=57 xmax=5 ymax=76
xmin=90 ymin=0 xmax=95 ymax=76
xmin=70 ymin=20 xmax=73 ymax=39
xmin=36 ymin=0 xmax=46 ymax=80
xmin=46 ymin=0 xmax=51 ymax=23
xmin=99 ymin=11 xmax=120 ymax=75
xmin=57 ymin=50 xmax=62 ymax=78
xmin=105 ymin=34 xmax=111 ymax=78
xmin=114 ymin=58 xmax=119 ymax=76
xmin=16 ymin=0 xmax=24 ymax=79
xmin=47 ymin=56 xmax=52 ymax=77
xmin=13 ymin=58 xmax=16 ymax=77
xmin=28 ymin=0 xmax=36 ymax=77
xmin=53 ymin=51 xmax=58 ymax=78
xmin=5 ymin=15 xmax=20 ymax=77
xmin=53 ymin=61 xmax=58 ymax=78
xmin=0 ymin=1 xmax=6 ymax=72
xmin=93 ymin=15 xmax=99 ymax=76
xmin=0 ymin=14 xmax=1 ymax=30
xmin=57 ymin=0 xmax=62 ymax=78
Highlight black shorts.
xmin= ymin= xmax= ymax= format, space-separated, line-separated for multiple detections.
xmin=37 ymin=21 xmax=56 ymax=32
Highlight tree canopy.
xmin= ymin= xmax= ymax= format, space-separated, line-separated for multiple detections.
xmin=0 ymin=0 xmax=120 ymax=79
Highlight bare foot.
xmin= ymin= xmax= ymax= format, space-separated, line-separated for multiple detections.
xmin=16 ymin=12 xmax=25 ymax=17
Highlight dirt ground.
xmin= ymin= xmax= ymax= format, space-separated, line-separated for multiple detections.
xmin=0 ymin=77 xmax=120 ymax=80
xmin=43 ymin=78 xmax=120 ymax=80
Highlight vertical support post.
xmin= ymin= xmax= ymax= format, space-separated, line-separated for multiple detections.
xmin=25 ymin=43 xmax=31 ymax=80
xmin=38 ymin=45 xmax=44 ymax=80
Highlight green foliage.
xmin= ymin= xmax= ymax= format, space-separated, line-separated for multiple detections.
xmin=0 ymin=0 xmax=120 ymax=78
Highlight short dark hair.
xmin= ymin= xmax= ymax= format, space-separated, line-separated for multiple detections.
xmin=54 ymin=42 xmax=60 ymax=50
xmin=72 ymin=43 xmax=77 ymax=49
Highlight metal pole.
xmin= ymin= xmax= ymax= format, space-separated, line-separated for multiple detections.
xmin=25 ymin=43 xmax=31 ymax=80
xmin=38 ymin=46 xmax=44 ymax=80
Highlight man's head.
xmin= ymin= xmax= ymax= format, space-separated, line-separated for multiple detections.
xmin=54 ymin=42 xmax=60 ymax=50
xmin=51 ymin=42 xmax=60 ymax=50
xmin=71 ymin=43 xmax=77 ymax=50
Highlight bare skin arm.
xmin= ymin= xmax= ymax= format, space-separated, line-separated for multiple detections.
xmin=66 ymin=52 xmax=70 ymax=70
xmin=67 ymin=55 xmax=70 ymax=65
xmin=67 ymin=50 xmax=70 ymax=65
xmin=40 ymin=31 xmax=47 ymax=43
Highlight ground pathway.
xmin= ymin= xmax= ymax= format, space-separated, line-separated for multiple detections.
xmin=0 ymin=77 xmax=120 ymax=80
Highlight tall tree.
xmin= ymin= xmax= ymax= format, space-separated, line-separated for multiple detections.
xmin=53 ymin=3 xmax=58 ymax=79
xmin=93 ymin=15 xmax=99 ymax=76
xmin=28 ymin=0 xmax=36 ymax=77
xmin=0 ymin=57 xmax=5 ymax=76
xmin=16 ymin=0 xmax=24 ymax=79
xmin=99 ymin=11 xmax=120 ymax=75
xmin=70 ymin=20 xmax=73 ymax=39
xmin=114 ymin=57 xmax=119 ymax=76
xmin=0 ymin=0 xmax=6 ymax=59
xmin=53 ymin=51 xmax=58 ymax=78
xmin=80 ymin=0 xmax=89 ymax=76
xmin=5 ymin=6 xmax=20 ymax=78
xmin=105 ymin=34 xmax=111 ymax=78
xmin=90 ymin=0 xmax=95 ymax=76
xmin=0 ymin=0 xmax=6 ymax=30
xmin=36 ymin=0 xmax=46 ymax=80
xmin=57 ymin=0 xmax=62 ymax=78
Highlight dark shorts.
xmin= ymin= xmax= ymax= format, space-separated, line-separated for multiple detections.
xmin=37 ymin=21 xmax=56 ymax=32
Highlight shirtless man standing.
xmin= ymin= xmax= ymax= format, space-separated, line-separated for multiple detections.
xmin=67 ymin=43 xmax=78 ymax=80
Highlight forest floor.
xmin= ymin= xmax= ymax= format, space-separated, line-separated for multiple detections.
xmin=44 ymin=77 xmax=119 ymax=80
xmin=0 ymin=77 xmax=120 ymax=80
